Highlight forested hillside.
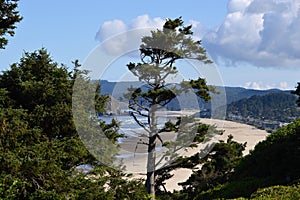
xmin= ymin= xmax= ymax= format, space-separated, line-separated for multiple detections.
xmin=225 ymin=92 xmax=299 ymax=131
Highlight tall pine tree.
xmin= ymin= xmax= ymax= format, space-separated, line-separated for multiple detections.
xmin=126 ymin=17 xmax=213 ymax=198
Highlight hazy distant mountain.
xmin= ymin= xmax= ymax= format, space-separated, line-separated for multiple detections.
xmin=99 ymin=80 xmax=292 ymax=107
xmin=219 ymin=86 xmax=291 ymax=105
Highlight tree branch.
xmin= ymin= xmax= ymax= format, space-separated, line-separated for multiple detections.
xmin=129 ymin=111 xmax=150 ymax=134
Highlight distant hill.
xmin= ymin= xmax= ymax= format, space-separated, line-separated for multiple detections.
xmin=218 ymin=86 xmax=291 ymax=105
xmin=226 ymin=92 xmax=299 ymax=123
xmin=99 ymin=80 xmax=292 ymax=108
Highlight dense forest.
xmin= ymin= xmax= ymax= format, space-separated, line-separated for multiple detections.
xmin=226 ymin=92 xmax=299 ymax=122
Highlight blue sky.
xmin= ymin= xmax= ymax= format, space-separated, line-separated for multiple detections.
xmin=0 ymin=0 xmax=299 ymax=90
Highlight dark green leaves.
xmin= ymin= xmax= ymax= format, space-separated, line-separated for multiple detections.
xmin=292 ymin=82 xmax=300 ymax=106
xmin=0 ymin=0 xmax=22 ymax=49
xmin=0 ymin=48 xmax=148 ymax=199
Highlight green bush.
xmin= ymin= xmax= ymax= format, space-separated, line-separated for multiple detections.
xmin=197 ymin=177 xmax=273 ymax=199
xmin=250 ymin=183 xmax=300 ymax=199
xmin=234 ymin=119 xmax=300 ymax=183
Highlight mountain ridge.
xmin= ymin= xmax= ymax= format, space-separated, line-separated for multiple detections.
xmin=99 ymin=80 xmax=293 ymax=106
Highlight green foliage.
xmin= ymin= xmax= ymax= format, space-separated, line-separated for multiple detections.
xmin=126 ymin=17 xmax=213 ymax=197
xmin=95 ymin=82 xmax=109 ymax=114
xmin=196 ymin=119 xmax=300 ymax=199
xmin=250 ymin=182 xmax=300 ymax=199
xmin=292 ymin=82 xmax=300 ymax=106
xmin=0 ymin=0 xmax=22 ymax=49
xmin=193 ymin=123 xmax=211 ymax=143
xmin=179 ymin=135 xmax=246 ymax=197
xmin=0 ymin=49 xmax=75 ymax=139
xmin=0 ymin=49 xmax=149 ymax=199
xmin=197 ymin=177 xmax=274 ymax=199
xmin=234 ymin=118 xmax=300 ymax=183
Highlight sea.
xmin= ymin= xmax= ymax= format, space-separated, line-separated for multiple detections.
xmin=99 ymin=114 xmax=169 ymax=142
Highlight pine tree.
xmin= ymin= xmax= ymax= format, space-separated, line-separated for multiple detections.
xmin=126 ymin=17 xmax=212 ymax=199
xmin=0 ymin=0 xmax=22 ymax=49
xmin=292 ymin=82 xmax=300 ymax=106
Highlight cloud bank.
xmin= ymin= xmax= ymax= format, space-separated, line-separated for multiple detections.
xmin=95 ymin=15 xmax=165 ymax=55
xmin=96 ymin=0 xmax=300 ymax=69
xmin=95 ymin=15 xmax=209 ymax=56
xmin=204 ymin=0 xmax=300 ymax=68
xmin=244 ymin=81 xmax=292 ymax=90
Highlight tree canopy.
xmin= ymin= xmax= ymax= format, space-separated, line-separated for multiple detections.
xmin=292 ymin=82 xmax=300 ymax=106
xmin=0 ymin=49 xmax=150 ymax=199
xmin=0 ymin=0 xmax=22 ymax=49
xmin=226 ymin=92 xmax=299 ymax=122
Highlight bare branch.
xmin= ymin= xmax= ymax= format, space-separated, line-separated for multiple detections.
xmin=156 ymin=133 xmax=164 ymax=145
xmin=129 ymin=105 xmax=148 ymax=117
xmin=129 ymin=111 xmax=150 ymax=134
xmin=133 ymin=139 xmax=149 ymax=166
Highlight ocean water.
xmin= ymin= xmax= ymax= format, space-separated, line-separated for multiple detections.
xmin=99 ymin=115 xmax=168 ymax=141
xmin=100 ymin=115 xmax=168 ymax=158
xmin=100 ymin=115 xmax=145 ymax=139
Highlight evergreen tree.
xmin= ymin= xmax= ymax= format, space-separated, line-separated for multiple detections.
xmin=126 ymin=17 xmax=212 ymax=198
xmin=0 ymin=49 xmax=149 ymax=199
xmin=180 ymin=135 xmax=246 ymax=196
xmin=292 ymin=82 xmax=300 ymax=106
xmin=0 ymin=0 xmax=22 ymax=49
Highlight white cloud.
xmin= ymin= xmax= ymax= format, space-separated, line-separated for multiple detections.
xmin=204 ymin=0 xmax=300 ymax=68
xmin=95 ymin=4 xmax=300 ymax=69
xmin=227 ymin=0 xmax=251 ymax=13
xmin=95 ymin=15 xmax=210 ymax=57
xmin=188 ymin=20 xmax=208 ymax=41
xmin=244 ymin=81 xmax=292 ymax=90
xmin=130 ymin=15 xmax=164 ymax=29
xmin=244 ymin=81 xmax=267 ymax=90
xmin=95 ymin=20 xmax=127 ymax=41
xmin=279 ymin=81 xmax=290 ymax=90
xmin=95 ymin=15 xmax=165 ymax=56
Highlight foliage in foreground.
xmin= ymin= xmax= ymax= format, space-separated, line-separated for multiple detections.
xmin=155 ymin=131 xmax=246 ymax=200
xmin=189 ymin=118 xmax=300 ymax=199
xmin=249 ymin=182 xmax=300 ymax=199
xmin=0 ymin=0 xmax=22 ymax=49
xmin=0 ymin=49 xmax=149 ymax=199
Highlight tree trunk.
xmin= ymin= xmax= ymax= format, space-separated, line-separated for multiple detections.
xmin=146 ymin=105 xmax=158 ymax=199
xmin=146 ymin=135 xmax=156 ymax=199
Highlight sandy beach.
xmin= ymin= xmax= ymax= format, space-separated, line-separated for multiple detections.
xmin=164 ymin=118 xmax=268 ymax=191
xmin=115 ymin=116 xmax=269 ymax=191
